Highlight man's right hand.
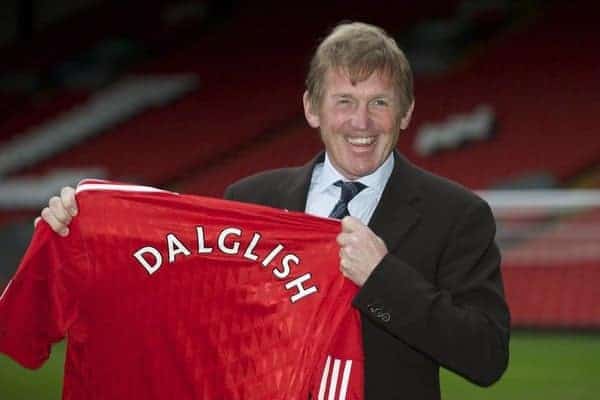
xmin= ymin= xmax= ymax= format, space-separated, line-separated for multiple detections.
xmin=34 ymin=186 xmax=78 ymax=237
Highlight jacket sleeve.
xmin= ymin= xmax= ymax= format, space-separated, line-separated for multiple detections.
xmin=353 ymin=199 xmax=510 ymax=386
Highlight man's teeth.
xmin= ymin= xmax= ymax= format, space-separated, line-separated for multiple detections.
xmin=346 ymin=136 xmax=375 ymax=145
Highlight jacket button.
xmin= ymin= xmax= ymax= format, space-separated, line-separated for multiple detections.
xmin=367 ymin=304 xmax=383 ymax=314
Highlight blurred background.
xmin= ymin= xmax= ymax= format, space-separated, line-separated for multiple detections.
xmin=0 ymin=0 xmax=599 ymax=398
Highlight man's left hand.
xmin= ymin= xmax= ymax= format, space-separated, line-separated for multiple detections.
xmin=337 ymin=216 xmax=388 ymax=286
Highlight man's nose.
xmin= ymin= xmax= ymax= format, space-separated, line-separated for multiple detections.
xmin=350 ymin=103 xmax=370 ymax=130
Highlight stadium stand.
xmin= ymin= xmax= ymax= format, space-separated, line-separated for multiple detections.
xmin=1 ymin=0 xmax=600 ymax=329
xmin=485 ymin=190 xmax=600 ymax=328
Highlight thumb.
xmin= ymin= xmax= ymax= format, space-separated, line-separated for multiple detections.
xmin=341 ymin=216 xmax=363 ymax=232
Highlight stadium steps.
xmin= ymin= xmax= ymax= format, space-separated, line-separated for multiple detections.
xmin=502 ymin=206 xmax=600 ymax=328
xmin=504 ymin=264 xmax=600 ymax=328
xmin=397 ymin=1 xmax=600 ymax=189
xmin=170 ymin=118 xmax=322 ymax=197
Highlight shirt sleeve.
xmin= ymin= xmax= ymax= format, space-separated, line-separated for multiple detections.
xmin=0 ymin=221 xmax=89 ymax=369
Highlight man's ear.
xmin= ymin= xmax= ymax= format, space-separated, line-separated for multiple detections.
xmin=399 ymin=100 xmax=415 ymax=130
xmin=303 ymin=91 xmax=320 ymax=128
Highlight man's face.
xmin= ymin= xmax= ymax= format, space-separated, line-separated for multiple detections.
xmin=304 ymin=69 xmax=413 ymax=180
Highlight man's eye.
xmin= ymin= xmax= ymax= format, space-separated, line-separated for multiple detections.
xmin=372 ymin=99 xmax=389 ymax=107
xmin=337 ymin=99 xmax=351 ymax=104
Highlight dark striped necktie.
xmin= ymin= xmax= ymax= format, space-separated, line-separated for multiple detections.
xmin=328 ymin=180 xmax=367 ymax=219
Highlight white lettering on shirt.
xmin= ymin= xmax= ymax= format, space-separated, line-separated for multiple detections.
xmin=132 ymin=225 xmax=319 ymax=303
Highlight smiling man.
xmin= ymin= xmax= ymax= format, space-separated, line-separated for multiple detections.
xmin=37 ymin=22 xmax=509 ymax=399
xmin=224 ymin=22 xmax=510 ymax=399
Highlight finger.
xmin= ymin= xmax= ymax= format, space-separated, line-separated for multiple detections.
xmin=377 ymin=236 xmax=388 ymax=249
xmin=339 ymin=262 xmax=349 ymax=278
xmin=341 ymin=216 xmax=363 ymax=233
xmin=336 ymin=232 xmax=354 ymax=246
xmin=339 ymin=257 xmax=355 ymax=280
xmin=41 ymin=207 xmax=70 ymax=236
xmin=340 ymin=244 xmax=361 ymax=264
xmin=60 ymin=186 xmax=78 ymax=216
xmin=339 ymin=254 xmax=350 ymax=270
xmin=34 ymin=216 xmax=41 ymax=227
xmin=341 ymin=244 xmax=357 ymax=259
xmin=49 ymin=196 xmax=72 ymax=225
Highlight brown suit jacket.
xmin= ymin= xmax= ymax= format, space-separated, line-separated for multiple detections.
xmin=224 ymin=151 xmax=510 ymax=399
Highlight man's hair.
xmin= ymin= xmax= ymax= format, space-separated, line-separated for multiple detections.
xmin=305 ymin=22 xmax=414 ymax=115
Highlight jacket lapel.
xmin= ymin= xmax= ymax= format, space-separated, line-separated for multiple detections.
xmin=280 ymin=150 xmax=421 ymax=252
xmin=278 ymin=152 xmax=325 ymax=212
xmin=368 ymin=152 xmax=421 ymax=252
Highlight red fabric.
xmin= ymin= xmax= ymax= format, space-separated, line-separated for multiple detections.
xmin=311 ymin=311 xmax=364 ymax=400
xmin=0 ymin=180 xmax=363 ymax=399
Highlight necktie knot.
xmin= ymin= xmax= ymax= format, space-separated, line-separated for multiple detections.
xmin=335 ymin=180 xmax=366 ymax=202
xmin=329 ymin=180 xmax=367 ymax=219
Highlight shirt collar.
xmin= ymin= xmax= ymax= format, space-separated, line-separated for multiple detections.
xmin=314 ymin=152 xmax=395 ymax=193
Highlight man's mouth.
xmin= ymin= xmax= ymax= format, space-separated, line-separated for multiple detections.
xmin=345 ymin=136 xmax=375 ymax=146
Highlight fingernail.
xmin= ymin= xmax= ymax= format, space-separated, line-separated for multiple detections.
xmin=60 ymin=228 xmax=69 ymax=237
xmin=72 ymin=209 xmax=78 ymax=216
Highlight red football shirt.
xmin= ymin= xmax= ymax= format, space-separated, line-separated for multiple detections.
xmin=0 ymin=180 xmax=363 ymax=399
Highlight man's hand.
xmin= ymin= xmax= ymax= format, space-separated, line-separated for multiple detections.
xmin=34 ymin=186 xmax=78 ymax=237
xmin=337 ymin=216 xmax=388 ymax=286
